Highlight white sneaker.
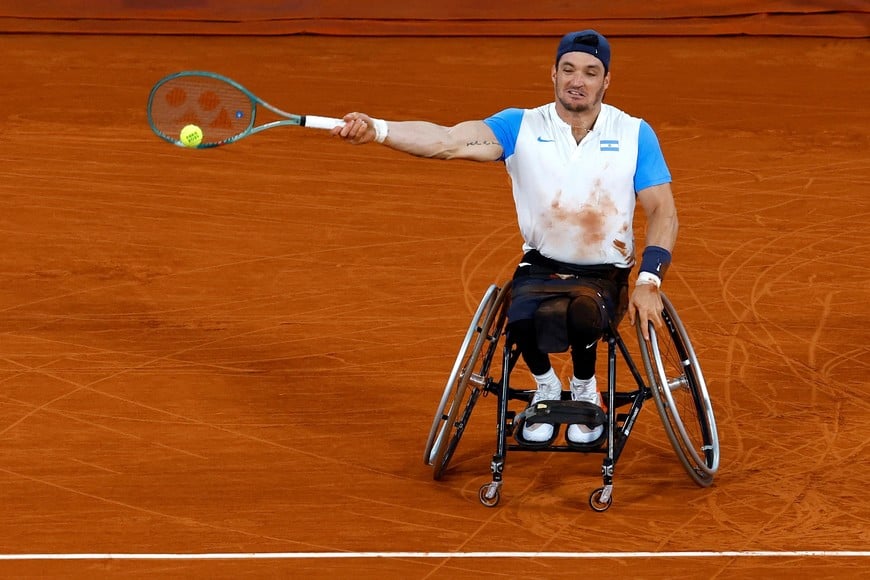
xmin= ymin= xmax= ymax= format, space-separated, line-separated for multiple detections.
xmin=566 ymin=377 xmax=605 ymax=444
xmin=521 ymin=380 xmax=562 ymax=442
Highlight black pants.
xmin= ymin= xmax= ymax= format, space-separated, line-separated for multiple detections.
xmin=507 ymin=250 xmax=630 ymax=379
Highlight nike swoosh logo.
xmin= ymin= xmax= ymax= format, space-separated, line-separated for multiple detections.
xmin=537 ymin=136 xmax=555 ymax=142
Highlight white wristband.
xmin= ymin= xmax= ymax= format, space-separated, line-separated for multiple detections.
xmin=636 ymin=271 xmax=662 ymax=288
xmin=372 ymin=118 xmax=389 ymax=143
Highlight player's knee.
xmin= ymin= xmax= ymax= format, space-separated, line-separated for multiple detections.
xmin=568 ymin=295 xmax=606 ymax=343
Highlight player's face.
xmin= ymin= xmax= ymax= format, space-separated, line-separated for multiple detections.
xmin=552 ymin=52 xmax=610 ymax=113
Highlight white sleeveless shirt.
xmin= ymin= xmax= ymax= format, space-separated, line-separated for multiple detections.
xmin=484 ymin=103 xmax=671 ymax=268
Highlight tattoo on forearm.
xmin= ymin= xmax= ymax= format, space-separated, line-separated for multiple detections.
xmin=465 ymin=140 xmax=497 ymax=147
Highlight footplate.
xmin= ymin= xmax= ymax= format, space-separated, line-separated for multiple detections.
xmin=516 ymin=400 xmax=605 ymax=428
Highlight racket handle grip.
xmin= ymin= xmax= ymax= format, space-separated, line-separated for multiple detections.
xmin=303 ymin=115 xmax=344 ymax=130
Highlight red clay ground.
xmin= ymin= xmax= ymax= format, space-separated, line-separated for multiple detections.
xmin=0 ymin=33 xmax=868 ymax=578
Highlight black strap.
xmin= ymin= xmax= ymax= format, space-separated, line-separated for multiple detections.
xmin=517 ymin=400 xmax=606 ymax=427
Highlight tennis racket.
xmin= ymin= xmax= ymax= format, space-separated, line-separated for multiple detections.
xmin=147 ymin=70 xmax=344 ymax=148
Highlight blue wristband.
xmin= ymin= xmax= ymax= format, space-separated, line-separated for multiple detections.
xmin=640 ymin=246 xmax=672 ymax=279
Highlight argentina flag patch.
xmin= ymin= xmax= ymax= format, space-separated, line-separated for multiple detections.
xmin=600 ymin=139 xmax=620 ymax=152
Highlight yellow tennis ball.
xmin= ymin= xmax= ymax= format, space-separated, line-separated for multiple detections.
xmin=179 ymin=124 xmax=203 ymax=147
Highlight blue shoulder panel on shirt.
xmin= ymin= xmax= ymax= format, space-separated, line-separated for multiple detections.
xmin=635 ymin=120 xmax=672 ymax=192
xmin=483 ymin=108 xmax=524 ymax=161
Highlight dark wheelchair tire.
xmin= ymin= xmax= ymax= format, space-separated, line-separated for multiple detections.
xmin=478 ymin=483 xmax=501 ymax=507
xmin=589 ymin=487 xmax=612 ymax=512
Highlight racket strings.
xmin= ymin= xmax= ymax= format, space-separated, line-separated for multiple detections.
xmin=149 ymin=76 xmax=254 ymax=145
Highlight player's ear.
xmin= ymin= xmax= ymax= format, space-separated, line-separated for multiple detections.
xmin=551 ymin=64 xmax=558 ymax=85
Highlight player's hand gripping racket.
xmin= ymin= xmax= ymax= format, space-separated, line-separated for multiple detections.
xmin=147 ymin=70 xmax=344 ymax=148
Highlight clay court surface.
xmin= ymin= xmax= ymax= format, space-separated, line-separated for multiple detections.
xmin=0 ymin=27 xmax=869 ymax=579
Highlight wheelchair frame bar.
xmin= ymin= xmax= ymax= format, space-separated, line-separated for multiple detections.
xmin=484 ymin=324 xmax=656 ymax=500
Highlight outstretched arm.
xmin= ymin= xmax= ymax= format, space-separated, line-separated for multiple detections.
xmin=331 ymin=112 xmax=503 ymax=162
xmin=628 ymin=182 xmax=679 ymax=340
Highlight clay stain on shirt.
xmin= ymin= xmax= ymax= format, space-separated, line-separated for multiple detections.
xmin=612 ymin=238 xmax=629 ymax=259
xmin=550 ymin=181 xmax=617 ymax=246
xmin=612 ymin=222 xmax=631 ymax=259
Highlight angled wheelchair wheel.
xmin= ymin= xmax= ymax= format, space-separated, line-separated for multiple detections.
xmin=424 ymin=283 xmax=510 ymax=480
xmin=637 ymin=293 xmax=720 ymax=487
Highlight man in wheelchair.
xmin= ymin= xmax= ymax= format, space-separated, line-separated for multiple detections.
xmin=332 ymin=30 xmax=678 ymax=446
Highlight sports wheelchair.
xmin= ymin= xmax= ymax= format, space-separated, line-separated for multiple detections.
xmin=423 ymin=280 xmax=720 ymax=512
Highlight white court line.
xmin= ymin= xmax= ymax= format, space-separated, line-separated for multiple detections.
xmin=0 ymin=551 xmax=868 ymax=561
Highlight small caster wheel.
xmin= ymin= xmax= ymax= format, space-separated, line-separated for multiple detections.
xmin=589 ymin=487 xmax=612 ymax=512
xmin=479 ymin=483 xmax=501 ymax=507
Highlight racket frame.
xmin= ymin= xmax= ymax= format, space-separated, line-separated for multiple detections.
xmin=147 ymin=70 xmax=342 ymax=148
